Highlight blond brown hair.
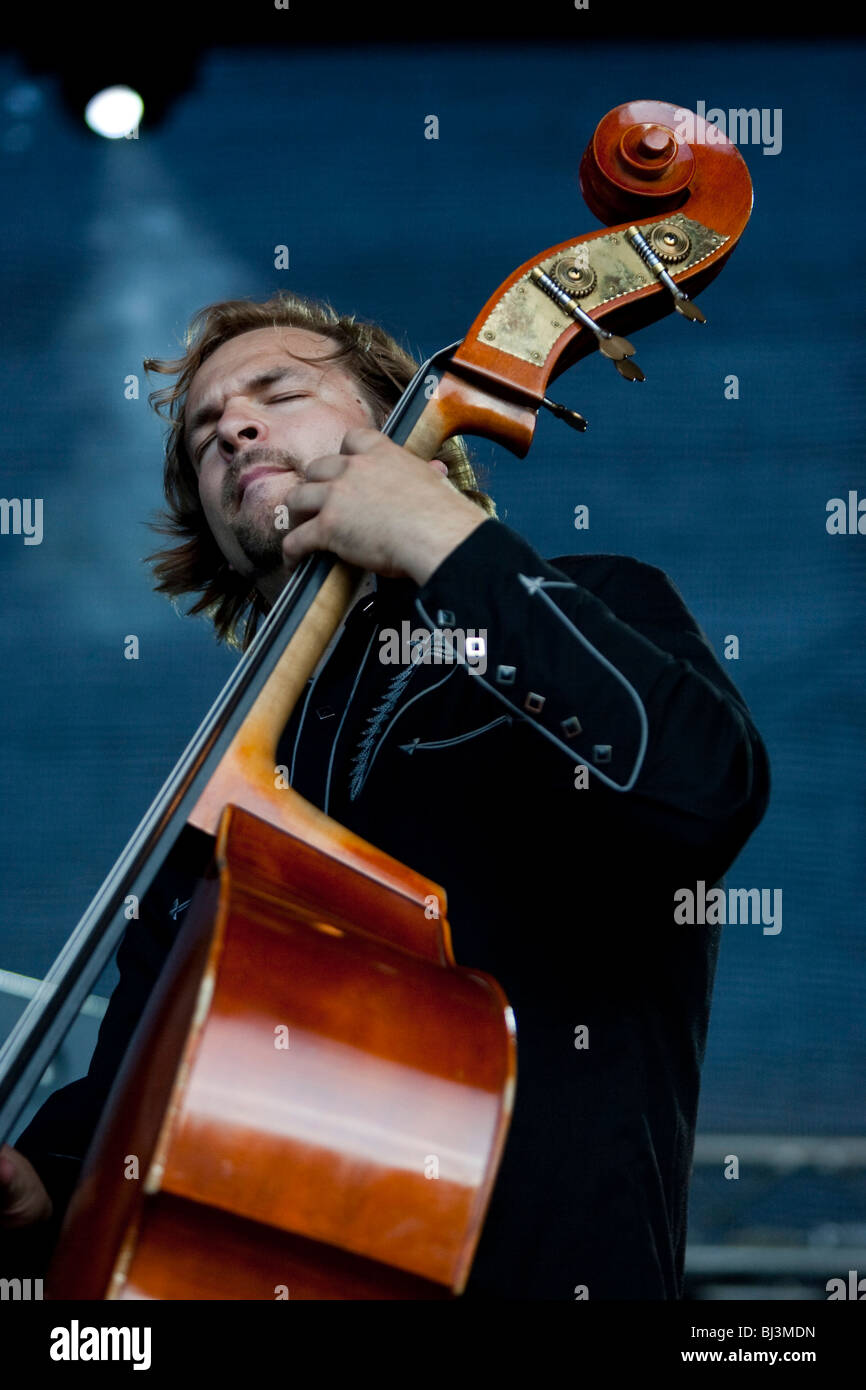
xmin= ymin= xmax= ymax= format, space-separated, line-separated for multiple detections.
xmin=143 ymin=291 xmax=496 ymax=650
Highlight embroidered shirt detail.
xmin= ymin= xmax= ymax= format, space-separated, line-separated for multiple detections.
xmin=347 ymin=660 xmax=422 ymax=801
xmin=518 ymin=574 xmax=547 ymax=596
xmin=415 ymin=581 xmax=649 ymax=793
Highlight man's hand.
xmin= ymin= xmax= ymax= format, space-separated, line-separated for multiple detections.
xmin=0 ymin=1143 xmax=53 ymax=1227
xmin=281 ymin=428 xmax=488 ymax=586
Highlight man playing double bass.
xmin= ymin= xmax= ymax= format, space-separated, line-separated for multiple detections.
xmin=0 ymin=291 xmax=770 ymax=1299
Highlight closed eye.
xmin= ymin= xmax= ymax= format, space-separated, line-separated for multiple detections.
xmin=192 ymin=394 xmax=307 ymax=465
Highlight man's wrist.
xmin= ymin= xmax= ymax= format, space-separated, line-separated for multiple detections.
xmin=401 ymin=509 xmax=488 ymax=587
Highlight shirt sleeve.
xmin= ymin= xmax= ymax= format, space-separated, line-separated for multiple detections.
xmin=414 ymin=516 xmax=770 ymax=853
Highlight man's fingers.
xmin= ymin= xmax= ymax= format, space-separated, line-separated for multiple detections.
xmin=0 ymin=1145 xmax=15 ymax=1186
xmin=0 ymin=1144 xmax=52 ymax=1225
xmin=282 ymin=515 xmax=325 ymax=560
xmin=286 ymin=481 xmax=329 ymax=522
xmin=340 ymin=426 xmax=382 ymax=455
xmin=0 ymin=1144 xmax=27 ymax=1198
xmin=303 ymin=455 xmax=348 ymax=484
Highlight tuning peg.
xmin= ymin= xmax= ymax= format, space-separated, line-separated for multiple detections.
xmin=541 ymin=398 xmax=588 ymax=431
xmin=673 ymin=298 xmax=706 ymax=323
xmin=529 ymin=267 xmax=645 ymax=381
xmin=604 ymin=353 xmax=645 ymax=381
xmin=625 ymin=226 xmax=706 ymax=323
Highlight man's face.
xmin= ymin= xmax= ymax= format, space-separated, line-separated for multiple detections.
xmin=184 ymin=326 xmax=379 ymax=584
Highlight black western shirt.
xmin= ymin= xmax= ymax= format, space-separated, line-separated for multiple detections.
xmin=9 ymin=517 xmax=770 ymax=1299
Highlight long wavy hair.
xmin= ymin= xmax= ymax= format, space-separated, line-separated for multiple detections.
xmin=143 ymin=291 xmax=496 ymax=651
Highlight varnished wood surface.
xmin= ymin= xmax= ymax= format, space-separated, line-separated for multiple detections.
xmin=48 ymin=808 xmax=516 ymax=1298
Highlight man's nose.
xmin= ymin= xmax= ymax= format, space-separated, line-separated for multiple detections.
xmin=219 ymin=421 xmax=261 ymax=457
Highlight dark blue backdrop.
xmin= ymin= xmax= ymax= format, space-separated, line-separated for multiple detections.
xmin=1 ymin=40 xmax=863 ymax=1281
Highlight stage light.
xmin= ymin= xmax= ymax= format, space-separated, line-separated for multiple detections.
xmin=17 ymin=40 xmax=199 ymax=134
xmin=83 ymin=85 xmax=145 ymax=140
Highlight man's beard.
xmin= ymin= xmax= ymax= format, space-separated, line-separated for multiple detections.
xmin=233 ymin=510 xmax=286 ymax=576
xmin=222 ymin=447 xmax=302 ymax=578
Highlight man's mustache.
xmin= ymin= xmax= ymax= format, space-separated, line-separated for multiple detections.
xmin=221 ymin=449 xmax=306 ymax=508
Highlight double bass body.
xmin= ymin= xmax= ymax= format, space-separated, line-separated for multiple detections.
xmin=47 ymin=808 xmax=516 ymax=1299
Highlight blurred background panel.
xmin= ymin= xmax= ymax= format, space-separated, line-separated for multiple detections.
xmin=0 ymin=27 xmax=864 ymax=1297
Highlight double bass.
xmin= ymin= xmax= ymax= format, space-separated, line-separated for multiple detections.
xmin=0 ymin=101 xmax=752 ymax=1298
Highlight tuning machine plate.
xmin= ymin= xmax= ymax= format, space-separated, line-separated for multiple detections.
xmin=476 ymin=214 xmax=725 ymax=366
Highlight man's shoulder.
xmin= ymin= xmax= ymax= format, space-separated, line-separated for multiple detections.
xmin=546 ymin=551 xmax=665 ymax=584
xmin=544 ymin=551 xmax=697 ymax=630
